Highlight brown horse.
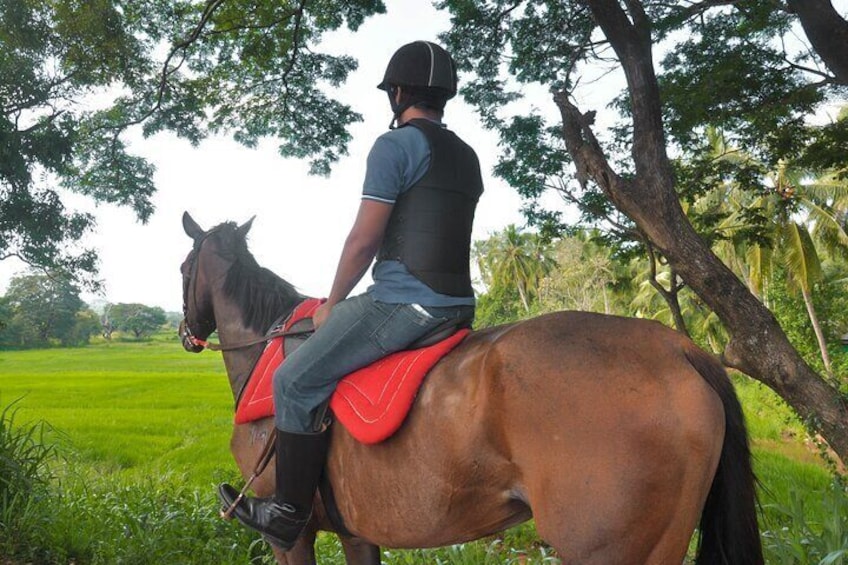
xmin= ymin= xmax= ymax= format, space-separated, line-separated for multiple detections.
xmin=178 ymin=212 xmax=763 ymax=565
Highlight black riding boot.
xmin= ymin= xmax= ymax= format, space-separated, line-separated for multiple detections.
xmin=218 ymin=428 xmax=330 ymax=550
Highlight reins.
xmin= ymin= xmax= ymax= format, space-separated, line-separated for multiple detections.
xmin=189 ymin=328 xmax=314 ymax=352
xmin=180 ymin=221 xmax=321 ymax=523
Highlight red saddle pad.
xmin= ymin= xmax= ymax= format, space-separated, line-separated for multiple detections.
xmin=234 ymin=299 xmax=323 ymax=425
xmin=234 ymin=299 xmax=469 ymax=444
xmin=328 ymin=329 xmax=469 ymax=443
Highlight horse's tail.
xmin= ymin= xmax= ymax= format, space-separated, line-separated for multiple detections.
xmin=686 ymin=346 xmax=764 ymax=565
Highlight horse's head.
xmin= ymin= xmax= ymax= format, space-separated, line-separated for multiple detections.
xmin=179 ymin=211 xmax=254 ymax=353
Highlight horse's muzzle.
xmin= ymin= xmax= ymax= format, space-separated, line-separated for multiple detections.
xmin=179 ymin=319 xmax=205 ymax=353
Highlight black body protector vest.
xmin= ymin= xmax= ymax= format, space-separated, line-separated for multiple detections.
xmin=376 ymin=118 xmax=484 ymax=297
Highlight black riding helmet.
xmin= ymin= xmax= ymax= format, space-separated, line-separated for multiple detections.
xmin=377 ymin=41 xmax=458 ymax=97
xmin=378 ymin=41 xmax=457 ymax=128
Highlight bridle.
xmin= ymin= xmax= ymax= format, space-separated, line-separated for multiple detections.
xmin=180 ymin=228 xmax=220 ymax=352
xmin=179 ymin=228 xmax=312 ymax=353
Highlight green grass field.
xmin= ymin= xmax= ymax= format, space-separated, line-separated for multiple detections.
xmin=0 ymin=335 xmax=238 ymax=486
xmin=1 ymin=334 xmax=845 ymax=563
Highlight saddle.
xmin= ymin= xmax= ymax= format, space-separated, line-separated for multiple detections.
xmin=235 ymin=299 xmax=470 ymax=444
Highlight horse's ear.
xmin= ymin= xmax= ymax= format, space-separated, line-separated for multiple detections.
xmin=182 ymin=212 xmax=205 ymax=240
xmin=237 ymin=216 xmax=256 ymax=237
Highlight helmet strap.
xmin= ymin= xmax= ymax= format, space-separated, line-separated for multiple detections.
xmin=387 ymin=86 xmax=414 ymax=129
xmin=387 ymin=87 xmax=401 ymax=129
xmin=387 ymin=87 xmax=430 ymax=130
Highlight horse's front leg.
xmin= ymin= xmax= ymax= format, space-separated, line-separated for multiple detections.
xmin=340 ymin=536 xmax=381 ymax=564
xmin=271 ymin=528 xmax=318 ymax=565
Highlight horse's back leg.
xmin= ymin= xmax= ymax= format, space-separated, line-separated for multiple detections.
xmin=527 ymin=457 xmax=704 ymax=565
xmin=492 ymin=318 xmax=724 ymax=564
xmin=340 ymin=536 xmax=382 ymax=564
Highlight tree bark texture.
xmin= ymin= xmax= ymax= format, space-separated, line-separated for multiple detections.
xmin=787 ymin=0 xmax=848 ymax=86
xmin=557 ymin=0 xmax=848 ymax=461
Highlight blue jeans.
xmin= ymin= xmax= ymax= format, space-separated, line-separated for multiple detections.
xmin=273 ymin=293 xmax=473 ymax=432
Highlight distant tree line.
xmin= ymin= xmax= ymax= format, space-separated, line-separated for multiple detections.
xmin=0 ymin=272 xmax=176 ymax=349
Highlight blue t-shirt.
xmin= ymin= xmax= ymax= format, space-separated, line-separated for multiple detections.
xmin=362 ymin=122 xmax=476 ymax=307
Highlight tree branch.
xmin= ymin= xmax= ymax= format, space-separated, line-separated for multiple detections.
xmin=546 ymin=178 xmax=638 ymax=239
xmin=660 ymin=0 xmax=743 ymax=25
xmin=553 ymin=90 xmax=619 ymax=192
xmin=646 ymin=241 xmax=690 ymax=335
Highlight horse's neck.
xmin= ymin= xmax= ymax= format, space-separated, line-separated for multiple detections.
xmin=213 ymin=298 xmax=273 ymax=403
xmin=221 ymin=348 xmax=263 ymax=404
xmin=213 ymin=292 xmax=305 ymax=403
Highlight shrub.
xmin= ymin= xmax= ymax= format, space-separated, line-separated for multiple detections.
xmin=43 ymin=472 xmax=276 ymax=564
xmin=0 ymin=400 xmax=57 ymax=560
xmin=762 ymin=480 xmax=848 ymax=565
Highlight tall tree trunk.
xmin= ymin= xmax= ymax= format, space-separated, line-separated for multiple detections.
xmin=801 ymin=286 xmax=834 ymax=380
xmin=786 ymin=0 xmax=848 ymax=86
xmin=557 ymin=0 xmax=848 ymax=462
xmin=517 ymin=282 xmax=530 ymax=312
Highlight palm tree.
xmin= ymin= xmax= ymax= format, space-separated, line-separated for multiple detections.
xmin=475 ymin=225 xmax=555 ymax=313
xmin=537 ymin=231 xmax=620 ymax=314
xmin=693 ymin=131 xmax=848 ymax=379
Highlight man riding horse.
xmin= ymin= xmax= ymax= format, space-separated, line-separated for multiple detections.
xmin=218 ymin=40 xmax=484 ymax=551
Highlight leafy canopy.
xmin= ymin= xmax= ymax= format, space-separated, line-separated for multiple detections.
xmin=438 ymin=0 xmax=847 ymax=244
xmin=1 ymin=0 xmax=386 ymax=282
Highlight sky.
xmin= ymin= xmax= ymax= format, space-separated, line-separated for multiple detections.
xmin=0 ymin=0 xmax=582 ymax=313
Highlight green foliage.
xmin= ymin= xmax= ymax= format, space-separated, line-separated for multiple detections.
xmin=109 ymin=302 xmax=167 ymax=339
xmin=676 ymin=127 xmax=848 ymax=373
xmin=0 ymin=401 xmax=56 ymax=560
xmin=1 ymin=0 xmax=386 ymax=281
xmin=474 ymin=224 xmax=555 ymax=315
xmin=64 ymin=308 xmax=101 ymax=347
xmin=1 ymin=0 xmax=151 ymax=280
xmin=536 ymin=233 xmax=629 ymax=316
xmin=762 ymin=482 xmax=848 ymax=565
xmin=797 ymin=117 xmax=848 ymax=178
xmin=658 ymin=4 xmax=824 ymax=161
xmin=769 ymin=265 xmax=848 ymax=381
xmin=381 ymin=533 xmax=559 ymax=564
xmin=0 ymin=270 xmax=94 ymax=348
xmin=0 ymin=443 xmax=274 ymax=565
xmin=734 ymin=376 xmax=809 ymax=444
xmin=39 ymin=473 xmax=273 ymax=565
xmin=474 ymin=283 xmax=527 ymax=328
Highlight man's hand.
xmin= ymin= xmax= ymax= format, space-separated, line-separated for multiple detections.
xmin=312 ymin=301 xmax=333 ymax=330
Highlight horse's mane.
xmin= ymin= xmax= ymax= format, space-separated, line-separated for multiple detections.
xmin=214 ymin=223 xmax=304 ymax=334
